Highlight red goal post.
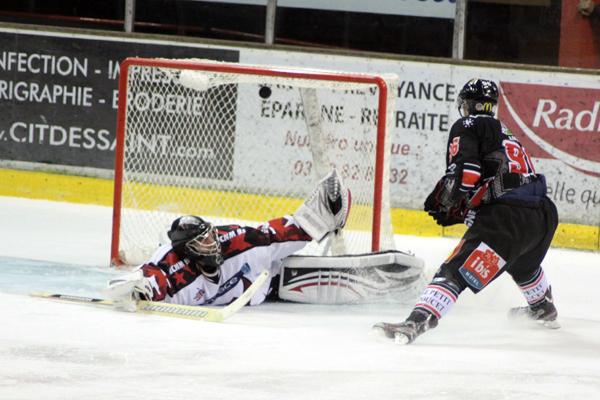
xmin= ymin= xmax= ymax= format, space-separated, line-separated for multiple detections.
xmin=110 ymin=58 xmax=398 ymax=266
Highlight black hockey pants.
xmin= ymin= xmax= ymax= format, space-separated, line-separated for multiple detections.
xmin=440 ymin=196 xmax=559 ymax=293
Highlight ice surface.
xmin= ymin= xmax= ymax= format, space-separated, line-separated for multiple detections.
xmin=1 ymin=196 xmax=599 ymax=400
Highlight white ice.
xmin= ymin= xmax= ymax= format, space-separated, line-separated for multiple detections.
xmin=1 ymin=196 xmax=599 ymax=400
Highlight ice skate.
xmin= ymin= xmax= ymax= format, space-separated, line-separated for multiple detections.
xmin=372 ymin=321 xmax=420 ymax=345
xmin=372 ymin=310 xmax=438 ymax=345
xmin=508 ymin=287 xmax=560 ymax=329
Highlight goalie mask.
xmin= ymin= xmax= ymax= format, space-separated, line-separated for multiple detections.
xmin=457 ymin=78 xmax=498 ymax=117
xmin=168 ymin=215 xmax=223 ymax=277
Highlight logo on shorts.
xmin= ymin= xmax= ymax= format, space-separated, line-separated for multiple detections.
xmin=459 ymin=242 xmax=506 ymax=291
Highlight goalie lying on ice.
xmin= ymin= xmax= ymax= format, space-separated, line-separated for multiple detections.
xmin=107 ymin=169 xmax=424 ymax=306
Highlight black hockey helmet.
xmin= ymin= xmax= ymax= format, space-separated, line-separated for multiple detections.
xmin=168 ymin=215 xmax=223 ymax=276
xmin=457 ymin=78 xmax=498 ymax=117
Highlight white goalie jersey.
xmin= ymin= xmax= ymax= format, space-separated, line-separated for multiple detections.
xmin=127 ymin=216 xmax=312 ymax=307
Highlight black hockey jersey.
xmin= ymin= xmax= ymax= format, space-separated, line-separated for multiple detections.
xmin=445 ymin=114 xmax=546 ymax=208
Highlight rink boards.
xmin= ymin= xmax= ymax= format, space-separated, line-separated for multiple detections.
xmin=1 ymin=167 xmax=597 ymax=251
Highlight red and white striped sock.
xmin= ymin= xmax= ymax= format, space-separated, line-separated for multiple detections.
xmin=414 ymin=283 xmax=459 ymax=320
xmin=517 ymin=268 xmax=550 ymax=305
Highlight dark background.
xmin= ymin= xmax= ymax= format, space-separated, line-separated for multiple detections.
xmin=0 ymin=0 xmax=562 ymax=66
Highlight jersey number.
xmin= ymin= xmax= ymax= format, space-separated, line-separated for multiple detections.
xmin=503 ymin=140 xmax=536 ymax=175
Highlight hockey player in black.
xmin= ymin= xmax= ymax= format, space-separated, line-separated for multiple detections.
xmin=373 ymin=78 xmax=559 ymax=344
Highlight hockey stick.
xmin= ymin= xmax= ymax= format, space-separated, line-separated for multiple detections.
xmin=30 ymin=269 xmax=270 ymax=323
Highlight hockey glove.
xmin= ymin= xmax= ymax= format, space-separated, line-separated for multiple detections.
xmin=293 ymin=169 xmax=351 ymax=242
xmin=424 ymin=177 xmax=447 ymax=213
xmin=424 ymin=175 xmax=462 ymax=213
xmin=428 ymin=205 xmax=466 ymax=227
xmin=425 ymin=176 xmax=468 ymax=227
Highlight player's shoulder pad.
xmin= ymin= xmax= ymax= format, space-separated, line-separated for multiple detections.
xmin=459 ymin=116 xmax=477 ymax=128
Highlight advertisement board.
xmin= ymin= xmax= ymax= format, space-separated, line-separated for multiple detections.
xmin=239 ymin=49 xmax=600 ymax=225
xmin=0 ymin=26 xmax=598 ymax=227
xmin=0 ymin=30 xmax=239 ymax=170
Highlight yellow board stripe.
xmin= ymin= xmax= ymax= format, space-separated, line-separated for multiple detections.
xmin=0 ymin=168 xmax=114 ymax=205
xmin=2 ymin=168 xmax=598 ymax=251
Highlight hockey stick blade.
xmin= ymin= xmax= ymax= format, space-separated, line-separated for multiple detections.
xmin=29 ymin=291 xmax=226 ymax=322
xmin=29 ymin=292 xmax=114 ymax=306
xmin=30 ymin=269 xmax=270 ymax=322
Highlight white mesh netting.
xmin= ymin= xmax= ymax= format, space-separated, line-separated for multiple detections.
xmin=114 ymin=59 xmax=398 ymax=265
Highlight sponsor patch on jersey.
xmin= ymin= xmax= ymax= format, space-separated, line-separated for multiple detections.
xmin=448 ymin=136 xmax=460 ymax=163
xmin=218 ymin=228 xmax=246 ymax=243
xmin=168 ymin=260 xmax=187 ymax=275
xmin=194 ymin=288 xmax=205 ymax=302
xmin=459 ymin=242 xmax=506 ymax=291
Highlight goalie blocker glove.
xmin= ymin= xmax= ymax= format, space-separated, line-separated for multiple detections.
xmin=293 ymin=169 xmax=351 ymax=242
xmin=106 ymin=269 xmax=163 ymax=303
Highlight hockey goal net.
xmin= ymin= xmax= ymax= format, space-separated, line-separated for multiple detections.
xmin=111 ymin=58 xmax=398 ymax=266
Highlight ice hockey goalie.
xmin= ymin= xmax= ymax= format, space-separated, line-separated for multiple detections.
xmin=108 ymin=169 xmax=425 ymax=306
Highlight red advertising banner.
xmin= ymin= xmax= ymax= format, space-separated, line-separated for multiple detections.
xmin=498 ymin=81 xmax=600 ymax=177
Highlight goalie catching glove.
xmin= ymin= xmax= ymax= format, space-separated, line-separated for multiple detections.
xmin=293 ymin=169 xmax=351 ymax=242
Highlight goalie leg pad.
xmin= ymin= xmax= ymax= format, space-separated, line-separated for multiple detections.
xmin=293 ymin=169 xmax=351 ymax=242
xmin=278 ymin=251 xmax=425 ymax=304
